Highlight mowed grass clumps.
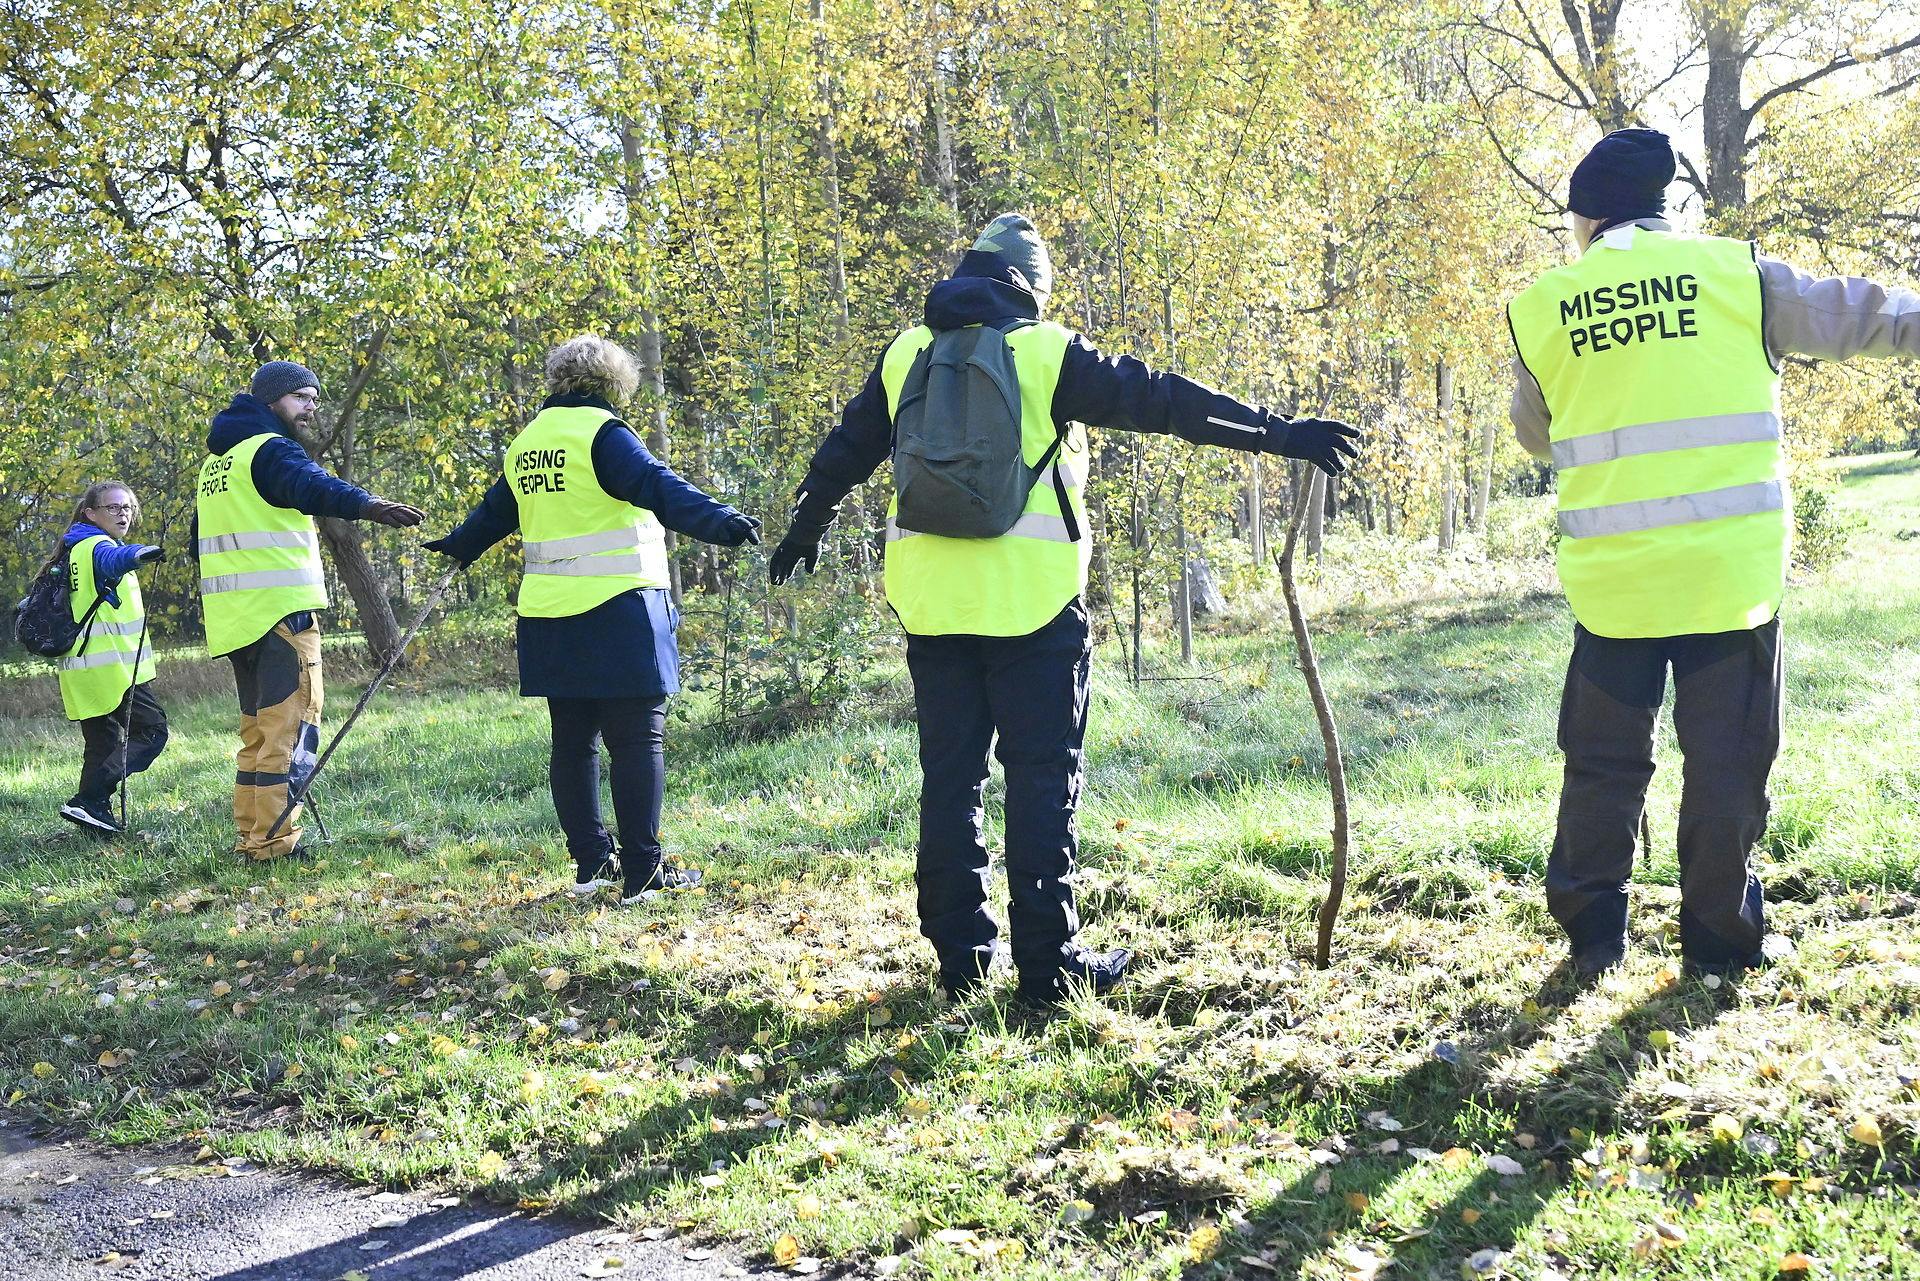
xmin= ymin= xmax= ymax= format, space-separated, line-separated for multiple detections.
xmin=2 ymin=455 xmax=1919 ymax=1280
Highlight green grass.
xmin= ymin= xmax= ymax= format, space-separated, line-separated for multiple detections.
xmin=4 ymin=454 xmax=1920 ymax=1280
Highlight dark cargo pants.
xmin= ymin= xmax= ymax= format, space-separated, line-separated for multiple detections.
xmin=905 ymin=599 xmax=1090 ymax=983
xmin=1549 ymin=619 xmax=1782 ymax=969
xmin=76 ymin=681 xmax=169 ymax=809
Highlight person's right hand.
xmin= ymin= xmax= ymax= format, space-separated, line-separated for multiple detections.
xmin=1267 ymin=415 xmax=1363 ymax=476
xmin=768 ymin=535 xmax=821 ymax=585
xmin=363 ymin=498 xmax=426 ymax=528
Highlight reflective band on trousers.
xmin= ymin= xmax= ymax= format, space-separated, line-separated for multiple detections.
xmin=888 ymin=511 xmax=1077 ymax=543
xmin=1551 ymin=411 xmax=1781 ymax=471
xmin=200 ymin=567 xmax=326 ymax=595
xmin=62 ymin=643 xmax=153 ymax=671
xmin=1558 ymin=479 xmax=1785 ymax=539
xmin=524 ymin=553 xmax=657 ymax=577
xmin=196 ymin=529 xmax=320 ymax=557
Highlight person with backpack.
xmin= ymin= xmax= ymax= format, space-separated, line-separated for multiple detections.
xmin=195 ymin=360 xmax=425 ymax=861
xmin=47 ymin=481 xmax=167 ymax=834
xmin=422 ymin=336 xmax=762 ymax=904
xmin=768 ymin=213 xmax=1362 ymax=1006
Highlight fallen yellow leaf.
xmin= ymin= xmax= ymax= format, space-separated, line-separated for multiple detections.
xmin=796 ymin=1193 xmax=822 ymax=1220
xmin=474 ymin=1151 xmax=507 ymax=1180
xmin=1778 ymin=1252 xmax=1815 ymax=1275
xmin=30 ymin=1062 xmax=55 ymax=1079
xmin=1460 ymin=1208 xmax=1482 ymax=1225
xmin=772 ymin=1234 xmax=801 ymax=1267
xmin=1709 ymin=1114 xmax=1743 ymax=1143
xmin=1849 ymin=1116 xmax=1885 ymax=1147
xmin=542 ymin=968 xmax=570 ymax=992
xmin=338 ymin=1034 xmax=361 ymax=1052
xmin=1185 ymin=1225 xmax=1225 ymax=1265
xmin=1345 ymin=1192 xmax=1370 ymax=1213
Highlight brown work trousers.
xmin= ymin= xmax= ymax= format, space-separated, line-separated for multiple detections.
xmin=228 ymin=615 xmax=324 ymax=860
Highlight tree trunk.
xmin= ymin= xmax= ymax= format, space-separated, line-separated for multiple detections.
xmin=1436 ymin=358 xmax=1456 ymax=552
xmin=1473 ymin=411 xmax=1496 ymax=531
xmin=316 ymin=519 xmax=402 ymax=663
xmin=1248 ymin=455 xmax=1267 ymax=568
xmin=635 ymin=313 xmax=683 ymax=607
xmin=1174 ymin=477 xmax=1193 ymax=665
xmin=926 ymin=9 xmax=959 ymax=231
xmin=1698 ymin=3 xmax=1749 ymax=222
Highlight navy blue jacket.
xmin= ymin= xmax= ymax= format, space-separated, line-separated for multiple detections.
xmin=436 ymin=394 xmax=749 ymax=700
xmin=61 ymin=522 xmax=158 ymax=609
xmin=790 ymin=254 xmax=1298 ymax=534
xmin=204 ymin=394 xmax=375 ymax=519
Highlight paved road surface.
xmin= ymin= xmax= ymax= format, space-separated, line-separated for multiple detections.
xmin=0 ymin=1121 xmax=740 ymax=1281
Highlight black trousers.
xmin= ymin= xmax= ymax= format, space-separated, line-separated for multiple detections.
xmin=1549 ymin=619 xmax=1782 ymax=968
xmin=905 ymin=599 xmax=1091 ymax=979
xmin=546 ymin=696 xmax=668 ymax=874
xmin=76 ymin=681 xmax=169 ymax=807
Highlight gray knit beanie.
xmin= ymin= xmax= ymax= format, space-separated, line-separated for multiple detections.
xmin=250 ymin=360 xmax=322 ymax=405
xmin=970 ymin=213 xmax=1052 ymax=301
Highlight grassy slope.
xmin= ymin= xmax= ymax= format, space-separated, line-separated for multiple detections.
xmin=2 ymin=456 xmax=1918 ymax=1281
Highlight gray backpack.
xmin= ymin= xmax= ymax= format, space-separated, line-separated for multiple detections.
xmin=891 ymin=320 xmax=1080 ymax=541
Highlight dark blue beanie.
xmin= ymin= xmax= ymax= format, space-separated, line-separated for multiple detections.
xmin=1568 ymin=129 xmax=1676 ymax=223
xmin=249 ymin=360 xmax=321 ymax=405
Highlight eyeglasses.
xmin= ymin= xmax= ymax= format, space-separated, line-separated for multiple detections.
xmin=89 ymin=503 xmax=136 ymax=515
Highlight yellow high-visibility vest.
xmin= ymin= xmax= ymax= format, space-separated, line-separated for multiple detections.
xmin=1508 ymin=227 xmax=1785 ymax=638
xmin=58 ymin=536 xmax=156 ymax=721
xmin=196 ymin=433 xmax=329 ymax=657
xmin=506 ymin=405 xmax=670 ymax=618
xmin=881 ymin=320 xmax=1090 ymax=637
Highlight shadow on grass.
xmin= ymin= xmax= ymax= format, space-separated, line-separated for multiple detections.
xmin=1208 ymin=968 xmax=1732 ymax=1276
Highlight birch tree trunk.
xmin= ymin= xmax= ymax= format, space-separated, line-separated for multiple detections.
xmin=1436 ymin=358 xmax=1456 ymax=552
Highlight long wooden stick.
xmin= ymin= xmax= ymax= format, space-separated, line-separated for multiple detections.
xmin=1275 ymin=468 xmax=1351 ymax=969
xmin=264 ymin=563 xmax=460 ymax=842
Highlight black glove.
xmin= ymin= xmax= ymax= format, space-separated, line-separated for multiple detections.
xmin=422 ymin=535 xmax=473 ymax=569
xmin=720 ymin=512 xmax=763 ymax=547
xmin=768 ymin=534 xmax=821 ymax=585
xmin=363 ymin=497 xmax=426 ymax=528
xmin=1265 ymin=415 xmax=1362 ymax=476
xmin=134 ymin=545 xmax=166 ymax=565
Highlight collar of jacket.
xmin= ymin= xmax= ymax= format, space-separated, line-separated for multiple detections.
xmin=542 ymin=392 xmax=618 ymax=414
xmin=207 ymin=392 xmax=293 ymax=453
xmin=62 ymin=520 xmax=110 ymax=548
xmin=1582 ymin=215 xmax=1673 ymax=254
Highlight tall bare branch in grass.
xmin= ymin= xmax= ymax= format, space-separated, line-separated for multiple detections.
xmin=1275 ymin=466 xmax=1351 ymax=968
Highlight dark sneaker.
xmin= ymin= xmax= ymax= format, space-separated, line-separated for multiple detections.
xmin=621 ymin=863 xmax=703 ymax=905
xmin=938 ymin=941 xmax=1010 ymax=1001
xmin=59 ymin=797 xmax=122 ymax=835
xmin=569 ymin=857 xmax=619 ymax=897
xmin=1016 ymin=947 xmax=1134 ymax=1007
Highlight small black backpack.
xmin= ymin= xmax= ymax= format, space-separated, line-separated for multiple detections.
xmin=14 ymin=558 xmax=106 ymax=659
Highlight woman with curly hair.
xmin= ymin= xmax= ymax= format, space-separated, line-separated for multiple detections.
xmin=426 ymin=336 xmax=760 ymax=902
xmin=48 ymin=479 xmax=169 ymax=834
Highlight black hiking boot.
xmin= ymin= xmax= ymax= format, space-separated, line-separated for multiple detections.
xmin=1016 ymin=947 xmax=1134 ymax=1008
xmin=938 ymin=941 xmax=1010 ymax=1001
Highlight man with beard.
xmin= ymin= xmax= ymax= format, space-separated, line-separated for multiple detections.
xmin=194 ymin=361 xmax=423 ymax=860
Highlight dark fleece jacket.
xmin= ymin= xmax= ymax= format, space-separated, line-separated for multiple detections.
xmin=205 ymin=394 xmax=374 ymax=520
xmin=789 ymin=255 xmax=1299 ymax=534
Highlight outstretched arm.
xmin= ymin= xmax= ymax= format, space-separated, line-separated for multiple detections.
xmin=593 ymin=421 xmax=759 ymax=546
xmin=1051 ymin=336 xmax=1358 ymax=473
xmin=253 ymin=435 xmax=422 ymax=526
xmin=1759 ymin=256 xmax=1920 ymax=364
xmin=425 ymin=479 xmax=518 ymax=568
xmin=769 ymin=354 xmax=893 ymax=584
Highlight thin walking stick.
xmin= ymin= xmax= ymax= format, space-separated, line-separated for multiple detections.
xmin=265 ymin=563 xmax=460 ymax=842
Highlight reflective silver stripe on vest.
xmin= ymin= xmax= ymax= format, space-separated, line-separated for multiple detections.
xmin=1558 ymin=479 xmax=1784 ymax=539
xmin=61 ymin=643 xmax=152 ymax=671
xmin=1048 ymin=456 xmax=1087 ymax=490
xmin=196 ymin=529 xmax=320 ymax=557
xmin=523 ymin=526 xmax=652 ymax=564
xmin=1551 ymin=412 xmax=1781 ymax=471
xmin=87 ymin=618 xmax=148 ymax=638
xmin=524 ymin=553 xmax=656 ymax=577
xmin=886 ymin=512 xmax=1077 ymax=543
xmin=200 ymin=567 xmax=326 ymax=595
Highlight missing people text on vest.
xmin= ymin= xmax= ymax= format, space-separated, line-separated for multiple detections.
xmin=511 ymin=448 xmax=569 ymax=495
xmin=1559 ymin=273 xmax=1701 ymax=356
